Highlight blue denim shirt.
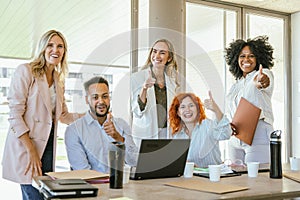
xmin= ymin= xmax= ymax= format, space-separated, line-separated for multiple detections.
xmin=65 ymin=112 xmax=138 ymax=173
xmin=172 ymin=116 xmax=231 ymax=168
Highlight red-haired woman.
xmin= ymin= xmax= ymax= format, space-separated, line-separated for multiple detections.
xmin=169 ymin=92 xmax=231 ymax=167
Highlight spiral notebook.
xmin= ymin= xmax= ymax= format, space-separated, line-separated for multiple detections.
xmin=230 ymin=97 xmax=261 ymax=146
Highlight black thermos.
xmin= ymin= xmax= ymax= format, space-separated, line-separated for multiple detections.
xmin=270 ymin=130 xmax=282 ymax=179
xmin=109 ymin=142 xmax=125 ymax=189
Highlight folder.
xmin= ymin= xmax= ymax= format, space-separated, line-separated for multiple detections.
xmin=45 ymin=169 xmax=109 ymax=183
xmin=165 ymin=179 xmax=248 ymax=194
xmin=230 ymin=97 xmax=261 ymax=146
xmin=39 ymin=179 xmax=98 ymax=199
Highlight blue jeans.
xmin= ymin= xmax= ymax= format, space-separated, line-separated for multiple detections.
xmin=20 ymin=184 xmax=44 ymax=200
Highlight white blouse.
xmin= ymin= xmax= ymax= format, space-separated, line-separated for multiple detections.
xmin=226 ymin=69 xmax=274 ymax=125
xmin=49 ymin=84 xmax=56 ymax=119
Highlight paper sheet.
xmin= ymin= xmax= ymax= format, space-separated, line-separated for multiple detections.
xmin=283 ymin=171 xmax=300 ymax=183
xmin=165 ymin=179 xmax=248 ymax=194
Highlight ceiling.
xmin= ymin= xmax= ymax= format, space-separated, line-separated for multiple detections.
xmin=0 ymin=0 xmax=131 ymax=65
xmin=0 ymin=0 xmax=299 ymax=64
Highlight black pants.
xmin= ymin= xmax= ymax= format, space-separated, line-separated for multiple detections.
xmin=41 ymin=124 xmax=54 ymax=174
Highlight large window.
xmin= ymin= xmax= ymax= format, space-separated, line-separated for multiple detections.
xmin=186 ymin=1 xmax=288 ymax=162
xmin=186 ymin=2 xmax=238 ymax=111
xmin=244 ymin=10 xmax=287 ymax=161
xmin=186 ymin=2 xmax=238 ymax=160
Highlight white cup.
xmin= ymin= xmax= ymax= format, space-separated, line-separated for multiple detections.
xmin=208 ymin=165 xmax=221 ymax=182
xmin=123 ymin=164 xmax=131 ymax=184
xmin=290 ymin=157 xmax=300 ymax=171
xmin=247 ymin=162 xmax=260 ymax=177
xmin=184 ymin=162 xmax=194 ymax=178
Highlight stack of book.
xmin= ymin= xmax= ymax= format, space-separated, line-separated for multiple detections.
xmin=32 ymin=169 xmax=109 ymax=199
xmin=39 ymin=179 xmax=98 ymax=199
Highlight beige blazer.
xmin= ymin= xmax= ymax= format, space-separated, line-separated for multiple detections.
xmin=1 ymin=64 xmax=79 ymax=184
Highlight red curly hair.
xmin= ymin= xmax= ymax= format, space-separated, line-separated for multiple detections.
xmin=169 ymin=93 xmax=207 ymax=135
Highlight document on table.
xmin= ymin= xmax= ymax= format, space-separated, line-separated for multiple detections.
xmin=283 ymin=171 xmax=300 ymax=183
xmin=165 ymin=179 xmax=248 ymax=194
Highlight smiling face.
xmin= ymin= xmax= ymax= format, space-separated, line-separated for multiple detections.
xmin=86 ymin=83 xmax=110 ymax=118
xmin=150 ymin=41 xmax=171 ymax=70
xmin=177 ymin=96 xmax=198 ymax=124
xmin=238 ymin=46 xmax=257 ymax=77
xmin=44 ymin=35 xmax=65 ymax=67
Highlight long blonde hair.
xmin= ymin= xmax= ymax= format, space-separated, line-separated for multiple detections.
xmin=142 ymin=39 xmax=180 ymax=89
xmin=30 ymin=30 xmax=68 ymax=81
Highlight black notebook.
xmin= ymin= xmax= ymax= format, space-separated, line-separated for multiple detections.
xmin=39 ymin=179 xmax=98 ymax=199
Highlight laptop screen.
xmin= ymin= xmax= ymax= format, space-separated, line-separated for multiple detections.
xmin=130 ymin=139 xmax=190 ymax=180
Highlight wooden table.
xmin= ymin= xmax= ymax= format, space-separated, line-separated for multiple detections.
xmin=35 ymin=169 xmax=300 ymax=200
xmin=62 ymin=171 xmax=300 ymax=200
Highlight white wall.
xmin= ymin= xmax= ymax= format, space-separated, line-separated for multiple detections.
xmin=291 ymin=12 xmax=300 ymax=157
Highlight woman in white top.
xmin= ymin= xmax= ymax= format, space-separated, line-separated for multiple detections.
xmin=169 ymin=92 xmax=231 ymax=167
xmin=131 ymin=39 xmax=180 ymax=147
xmin=225 ymin=35 xmax=275 ymax=164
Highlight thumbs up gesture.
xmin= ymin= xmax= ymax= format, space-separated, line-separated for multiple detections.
xmin=204 ymin=91 xmax=223 ymax=121
xmin=143 ymin=70 xmax=156 ymax=90
xmin=104 ymin=112 xmax=124 ymax=142
xmin=107 ymin=112 xmax=112 ymax=122
xmin=255 ymin=64 xmax=270 ymax=89
xmin=204 ymin=91 xmax=218 ymax=112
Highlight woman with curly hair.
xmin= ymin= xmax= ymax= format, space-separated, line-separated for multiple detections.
xmin=225 ymin=35 xmax=275 ymax=164
xmin=2 ymin=30 xmax=84 ymax=200
xmin=169 ymin=92 xmax=231 ymax=167
xmin=131 ymin=39 xmax=180 ymax=147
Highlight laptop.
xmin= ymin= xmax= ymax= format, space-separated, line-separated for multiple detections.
xmin=130 ymin=139 xmax=190 ymax=180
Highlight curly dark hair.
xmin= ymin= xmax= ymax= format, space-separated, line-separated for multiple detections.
xmin=225 ymin=35 xmax=274 ymax=80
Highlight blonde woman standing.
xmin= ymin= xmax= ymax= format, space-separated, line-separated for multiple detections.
xmin=131 ymin=39 xmax=180 ymax=147
xmin=2 ymin=30 xmax=83 ymax=200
